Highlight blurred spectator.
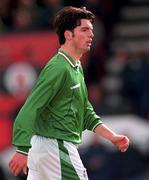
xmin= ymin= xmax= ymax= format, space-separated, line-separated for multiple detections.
xmin=108 ymin=48 xmax=129 ymax=74
xmin=88 ymin=83 xmax=103 ymax=114
xmin=85 ymin=44 xmax=106 ymax=85
xmin=101 ymin=48 xmax=134 ymax=115
xmin=121 ymin=51 xmax=149 ymax=120
xmin=80 ymin=135 xmax=112 ymax=180
xmin=84 ymin=44 xmax=106 ymax=115
xmin=86 ymin=0 xmax=104 ymax=17
xmin=36 ymin=0 xmax=63 ymax=29
xmin=12 ymin=0 xmax=39 ymax=31
xmin=12 ymin=9 xmax=35 ymax=32
xmin=0 ymin=17 xmax=7 ymax=33
xmin=14 ymin=0 xmax=36 ymax=10
xmin=80 ymin=135 xmax=149 ymax=180
xmin=106 ymin=144 xmax=149 ymax=179
xmin=0 ymin=0 xmax=12 ymax=32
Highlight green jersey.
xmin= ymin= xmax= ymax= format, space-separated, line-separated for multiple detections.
xmin=12 ymin=50 xmax=102 ymax=154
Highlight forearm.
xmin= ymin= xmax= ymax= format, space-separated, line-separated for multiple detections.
xmin=94 ymin=123 xmax=116 ymax=142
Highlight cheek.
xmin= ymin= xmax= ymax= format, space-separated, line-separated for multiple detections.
xmin=74 ymin=38 xmax=83 ymax=47
xmin=77 ymin=36 xmax=85 ymax=45
xmin=73 ymin=34 xmax=85 ymax=47
xmin=78 ymin=40 xmax=86 ymax=48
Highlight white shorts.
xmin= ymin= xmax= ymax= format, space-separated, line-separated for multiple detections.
xmin=27 ymin=135 xmax=88 ymax=180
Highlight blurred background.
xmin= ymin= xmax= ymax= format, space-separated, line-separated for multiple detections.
xmin=0 ymin=0 xmax=149 ymax=179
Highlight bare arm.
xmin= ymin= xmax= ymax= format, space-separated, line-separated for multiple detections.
xmin=95 ymin=123 xmax=129 ymax=152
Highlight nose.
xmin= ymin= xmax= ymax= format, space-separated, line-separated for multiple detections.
xmin=89 ymin=30 xmax=94 ymax=38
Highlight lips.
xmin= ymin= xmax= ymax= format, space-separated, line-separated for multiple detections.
xmin=86 ymin=41 xmax=92 ymax=46
xmin=87 ymin=39 xmax=92 ymax=44
xmin=87 ymin=40 xmax=92 ymax=43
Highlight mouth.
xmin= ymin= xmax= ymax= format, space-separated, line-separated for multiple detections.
xmin=86 ymin=41 xmax=92 ymax=47
xmin=86 ymin=40 xmax=92 ymax=45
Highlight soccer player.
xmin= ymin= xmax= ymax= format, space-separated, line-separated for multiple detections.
xmin=9 ymin=6 xmax=129 ymax=180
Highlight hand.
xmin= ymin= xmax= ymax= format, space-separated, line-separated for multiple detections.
xmin=111 ymin=134 xmax=129 ymax=152
xmin=9 ymin=152 xmax=28 ymax=176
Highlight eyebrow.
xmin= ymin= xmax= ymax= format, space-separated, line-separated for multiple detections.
xmin=81 ymin=26 xmax=93 ymax=30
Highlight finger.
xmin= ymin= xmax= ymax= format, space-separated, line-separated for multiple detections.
xmin=119 ymin=144 xmax=129 ymax=152
xmin=14 ymin=167 xmax=21 ymax=176
xmin=117 ymin=138 xmax=129 ymax=148
xmin=23 ymin=165 xmax=27 ymax=175
xmin=121 ymin=148 xmax=127 ymax=152
xmin=12 ymin=163 xmax=21 ymax=176
xmin=9 ymin=160 xmax=16 ymax=174
xmin=119 ymin=137 xmax=129 ymax=145
xmin=121 ymin=144 xmax=129 ymax=152
xmin=9 ymin=159 xmax=16 ymax=170
xmin=10 ymin=161 xmax=22 ymax=176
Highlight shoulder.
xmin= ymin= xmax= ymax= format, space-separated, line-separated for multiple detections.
xmin=46 ymin=54 xmax=70 ymax=72
xmin=41 ymin=54 xmax=70 ymax=78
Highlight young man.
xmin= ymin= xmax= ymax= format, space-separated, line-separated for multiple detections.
xmin=9 ymin=6 xmax=129 ymax=180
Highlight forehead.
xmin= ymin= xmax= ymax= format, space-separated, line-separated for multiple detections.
xmin=78 ymin=19 xmax=93 ymax=29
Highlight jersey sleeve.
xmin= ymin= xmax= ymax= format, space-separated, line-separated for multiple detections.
xmin=83 ymin=100 xmax=102 ymax=132
xmin=12 ymin=63 xmax=67 ymax=154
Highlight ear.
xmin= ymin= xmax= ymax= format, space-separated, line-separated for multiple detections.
xmin=64 ymin=30 xmax=73 ymax=41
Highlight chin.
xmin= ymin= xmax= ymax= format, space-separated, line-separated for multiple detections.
xmin=82 ymin=49 xmax=89 ymax=54
xmin=86 ymin=47 xmax=91 ymax=51
xmin=85 ymin=46 xmax=91 ymax=51
xmin=80 ymin=47 xmax=91 ymax=54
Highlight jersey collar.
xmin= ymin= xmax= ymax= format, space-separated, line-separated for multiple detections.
xmin=58 ymin=49 xmax=80 ymax=68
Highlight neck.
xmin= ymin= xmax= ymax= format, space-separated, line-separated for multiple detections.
xmin=60 ymin=44 xmax=83 ymax=62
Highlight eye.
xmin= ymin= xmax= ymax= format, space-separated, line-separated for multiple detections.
xmin=81 ymin=28 xmax=87 ymax=32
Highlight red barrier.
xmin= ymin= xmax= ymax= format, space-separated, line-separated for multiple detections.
xmin=0 ymin=31 xmax=59 ymax=67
